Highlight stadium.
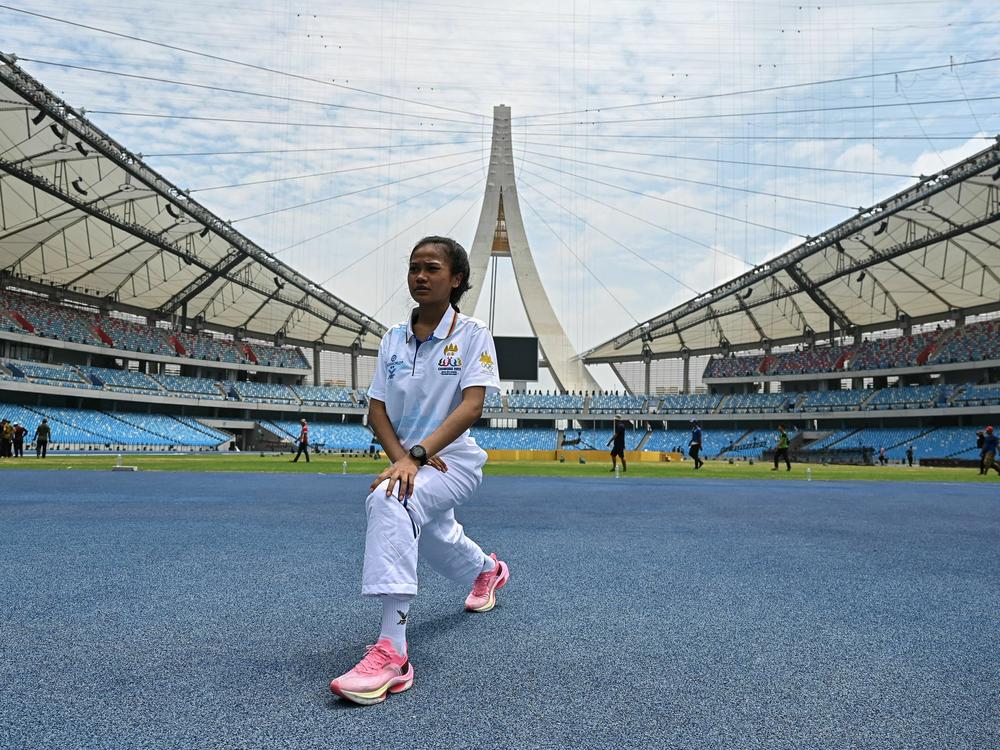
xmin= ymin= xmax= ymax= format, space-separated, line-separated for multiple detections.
xmin=1 ymin=54 xmax=997 ymax=463
xmin=2 ymin=4 xmax=998 ymax=749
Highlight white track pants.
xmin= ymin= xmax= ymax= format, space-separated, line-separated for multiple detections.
xmin=361 ymin=447 xmax=487 ymax=597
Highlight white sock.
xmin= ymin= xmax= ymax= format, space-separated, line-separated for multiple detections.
xmin=379 ymin=595 xmax=411 ymax=656
xmin=481 ymin=555 xmax=497 ymax=574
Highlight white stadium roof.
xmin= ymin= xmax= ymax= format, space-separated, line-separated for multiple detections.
xmin=0 ymin=54 xmax=384 ymax=353
xmin=584 ymin=138 xmax=1000 ymax=363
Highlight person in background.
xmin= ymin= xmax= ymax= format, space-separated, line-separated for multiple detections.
xmin=976 ymin=430 xmax=986 ymax=475
xmin=878 ymin=446 xmax=888 ymax=466
xmin=689 ymin=419 xmax=704 ymax=470
xmin=772 ymin=425 xmax=791 ymax=472
xmin=607 ymin=415 xmax=628 ymax=473
xmin=0 ymin=419 xmax=11 ymax=458
xmin=12 ymin=422 xmax=26 ymax=458
xmin=34 ymin=418 xmax=50 ymax=458
xmin=292 ymin=418 xmax=309 ymax=463
xmin=905 ymin=445 xmax=915 ymax=468
xmin=982 ymin=426 xmax=1000 ymax=477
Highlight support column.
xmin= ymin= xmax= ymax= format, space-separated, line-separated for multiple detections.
xmin=644 ymin=357 xmax=651 ymax=396
xmin=350 ymin=343 xmax=360 ymax=390
xmin=313 ymin=346 xmax=322 ymax=387
xmin=682 ymin=354 xmax=691 ymax=395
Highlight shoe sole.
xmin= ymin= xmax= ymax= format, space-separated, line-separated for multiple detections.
xmin=466 ymin=563 xmax=509 ymax=613
xmin=331 ymin=675 xmax=413 ymax=705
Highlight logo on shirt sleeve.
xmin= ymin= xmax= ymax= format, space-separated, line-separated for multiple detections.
xmin=437 ymin=343 xmax=463 ymax=375
xmin=478 ymin=351 xmax=495 ymax=373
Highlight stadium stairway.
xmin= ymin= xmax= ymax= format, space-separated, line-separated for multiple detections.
xmin=23 ymin=404 xmax=106 ymax=443
xmin=100 ymin=412 xmax=177 ymax=444
xmin=174 ymin=417 xmax=231 ymax=444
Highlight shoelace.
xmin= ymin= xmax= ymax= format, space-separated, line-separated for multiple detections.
xmin=356 ymin=643 xmax=395 ymax=674
xmin=470 ymin=564 xmax=497 ymax=597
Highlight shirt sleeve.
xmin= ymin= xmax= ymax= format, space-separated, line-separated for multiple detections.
xmin=367 ymin=332 xmax=390 ymax=402
xmin=460 ymin=324 xmax=501 ymax=397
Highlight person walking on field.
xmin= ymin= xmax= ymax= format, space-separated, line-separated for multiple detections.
xmin=688 ymin=419 xmax=704 ymax=470
xmin=34 ymin=418 xmax=50 ymax=458
xmin=976 ymin=430 xmax=986 ymax=474
xmin=906 ymin=445 xmax=915 ymax=468
xmin=772 ymin=424 xmax=791 ymax=471
xmin=292 ymin=418 xmax=309 ymax=463
xmin=12 ymin=423 xmax=26 ymax=458
xmin=328 ymin=236 xmax=509 ymax=706
xmin=982 ymin=426 xmax=1000 ymax=477
xmin=607 ymin=415 xmax=628 ymax=473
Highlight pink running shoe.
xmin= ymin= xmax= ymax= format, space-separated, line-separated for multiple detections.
xmin=464 ymin=553 xmax=510 ymax=613
xmin=329 ymin=638 xmax=413 ymax=705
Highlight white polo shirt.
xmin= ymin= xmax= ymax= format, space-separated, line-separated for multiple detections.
xmin=368 ymin=306 xmax=500 ymax=456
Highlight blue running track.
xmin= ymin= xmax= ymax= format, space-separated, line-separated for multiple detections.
xmin=1 ymin=472 xmax=997 ymax=749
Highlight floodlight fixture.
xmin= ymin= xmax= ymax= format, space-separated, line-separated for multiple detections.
xmin=199 ymin=226 xmax=210 ymax=238
xmin=741 ymin=287 xmax=753 ymax=300
xmin=835 ymin=241 xmax=845 ymax=253
xmin=873 ymin=220 xmax=889 ymax=235
xmin=70 ymin=177 xmax=88 ymax=196
xmin=992 ymin=167 xmax=1000 ymax=181
xmin=30 ymin=110 xmax=45 ymax=125
xmin=856 ymin=271 xmax=866 ymax=283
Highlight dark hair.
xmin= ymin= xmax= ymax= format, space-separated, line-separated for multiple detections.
xmin=411 ymin=235 xmax=472 ymax=310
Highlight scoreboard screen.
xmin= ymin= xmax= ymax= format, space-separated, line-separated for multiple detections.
xmin=493 ymin=336 xmax=539 ymax=381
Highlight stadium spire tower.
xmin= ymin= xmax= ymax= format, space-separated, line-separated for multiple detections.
xmin=466 ymin=105 xmax=598 ymax=392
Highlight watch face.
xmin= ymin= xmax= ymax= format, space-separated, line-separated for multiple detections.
xmin=410 ymin=445 xmax=426 ymax=460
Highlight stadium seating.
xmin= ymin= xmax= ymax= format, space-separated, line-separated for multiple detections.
xmin=153 ymin=374 xmax=226 ymax=400
xmin=507 ymin=391 xmax=585 ymax=413
xmin=656 ymin=393 xmax=722 ymax=414
xmin=560 ymin=428 xmax=644 ymax=451
xmin=930 ymin=320 xmax=1000 ymax=365
xmin=642 ymin=428 xmax=745 ymax=456
xmin=292 ymin=385 xmax=355 ymax=407
xmin=4 ymin=361 xmax=97 ymax=389
xmin=0 ymin=290 xmax=308 ymax=369
xmin=795 ymin=389 xmax=870 ymax=412
xmin=0 ymin=403 xmax=230 ymax=448
xmin=262 ymin=420 xmax=372 ymax=451
xmin=704 ymin=355 xmax=765 ymax=378
xmin=720 ymin=427 xmax=799 ymax=458
xmin=951 ymin=383 xmax=1000 ymax=407
xmin=865 ymin=384 xmax=952 ymax=410
xmin=718 ymin=392 xmax=792 ymax=414
xmin=81 ymin=366 xmax=160 ymax=392
xmin=702 ymin=319 xmax=1000 ymax=378
xmin=226 ymin=380 xmax=299 ymax=404
xmin=848 ymin=331 xmax=942 ymax=371
xmin=484 ymin=392 xmax=503 ymax=413
xmin=820 ymin=427 xmax=927 ymax=460
xmin=469 ymin=427 xmax=556 ymax=450
xmin=589 ymin=392 xmax=646 ymax=414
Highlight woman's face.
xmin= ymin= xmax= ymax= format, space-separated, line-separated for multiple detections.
xmin=408 ymin=243 xmax=461 ymax=306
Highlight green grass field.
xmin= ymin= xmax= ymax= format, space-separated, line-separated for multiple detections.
xmin=0 ymin=452 xmax=993 ymax=483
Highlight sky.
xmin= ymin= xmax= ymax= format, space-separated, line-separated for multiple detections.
xmin=3 ymin=0 xmax=1000 ymax=390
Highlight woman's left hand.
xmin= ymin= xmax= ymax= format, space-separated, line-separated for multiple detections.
xmin=371 ymin=455 xmax=420 ymax=499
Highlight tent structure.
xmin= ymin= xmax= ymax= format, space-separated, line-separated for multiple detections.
xmin=583 ymin=140 xmax=1000 ymax=365
xmin=0 ymin=53 xmax=384 ymax=355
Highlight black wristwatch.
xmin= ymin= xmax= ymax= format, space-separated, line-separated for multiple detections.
xmin=408 ymin=444 xmax=428 ymax=466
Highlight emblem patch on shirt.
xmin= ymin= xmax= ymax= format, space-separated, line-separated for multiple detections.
xmin=478 ymin=351 xmax=495 ymax=373
xmin=386 ymin=353 xmax=407 ymax=380
xmin=438 ymin=345 xmax=463 ymax=375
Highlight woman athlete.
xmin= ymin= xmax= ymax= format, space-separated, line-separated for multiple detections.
xmin=329 ymin=236 xmax=510 ymax=705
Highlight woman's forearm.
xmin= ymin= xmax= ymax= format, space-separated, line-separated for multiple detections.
xmin=368 ymin=400 xmax=406 ymax=462
xmin=419 ymin=395 xmax=483 ymax=458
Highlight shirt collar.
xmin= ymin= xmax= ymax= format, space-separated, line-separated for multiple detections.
xmin=406 ymin=306 xmax=458 ymax=343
